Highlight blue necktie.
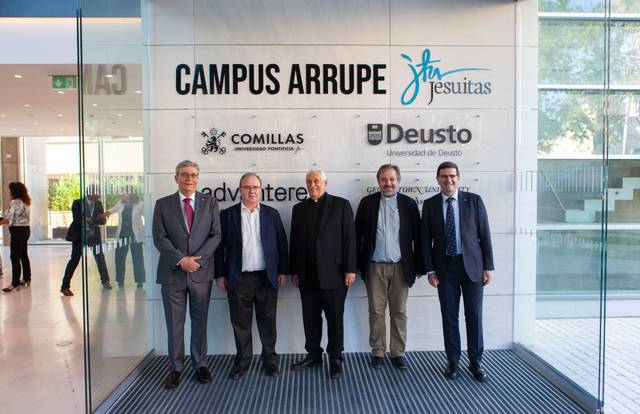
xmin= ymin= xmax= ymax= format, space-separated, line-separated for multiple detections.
xmin=445 ymin=197 xmax=456 ymax=256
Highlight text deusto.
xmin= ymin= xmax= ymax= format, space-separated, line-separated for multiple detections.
xmin=175 ymin=63 xmax=386 ymax=95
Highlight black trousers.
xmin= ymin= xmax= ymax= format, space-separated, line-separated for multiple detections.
xmin=9 ymin=226 xmax=31 ymax=287
xmin=300 ymin=264 xmax=348 ymax=361
xmin=228 ymin=271 xmax=278 ymax=368
xmin=115 ymin=238 xmax=145 ymax=284
xmin=437 ymin=255 xmax=484 ymax=367
xmin=61 ymin=239 xmax=110 ymax=289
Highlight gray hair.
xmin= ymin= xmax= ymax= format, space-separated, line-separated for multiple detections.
xmin=376 ymin=164 xmax=402 ymax=182
xmin=306 ymin=167 xmax=327 ymax=181
xmin=175 ymin=160 xmax=200 ymax=175
xmin=239 ymin=172 xmax=263 ymax=187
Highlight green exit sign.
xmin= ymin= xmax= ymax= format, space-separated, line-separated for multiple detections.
xmin=51 ymin=75 xmax=77 ymax=90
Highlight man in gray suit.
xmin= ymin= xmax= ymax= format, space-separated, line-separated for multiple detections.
xmin=153 ymin=160 xmax=221 ymax=389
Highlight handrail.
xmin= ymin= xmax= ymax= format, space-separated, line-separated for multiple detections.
xmin=540 ymin=170 xmax=567 ymax=211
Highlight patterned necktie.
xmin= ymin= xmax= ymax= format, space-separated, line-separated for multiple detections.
xmin=445 ymin=197 xmax=456 ymax=256
xmin=184 ymin=198 xmax=194 ymax=230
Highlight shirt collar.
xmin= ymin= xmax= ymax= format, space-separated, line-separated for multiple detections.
xmin=441 ymin=189 xmax=459 ymax=202
xmin=179 ymin=192 xmax=195 ymax=202
xmin=241 ymin=202 xmax=260 ymax=213
xmin=381 ymin=192 xmax=398 ymax=201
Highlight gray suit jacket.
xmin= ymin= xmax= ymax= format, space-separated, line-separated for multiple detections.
xmin=152 ymin=191 xmax=221 ymax=285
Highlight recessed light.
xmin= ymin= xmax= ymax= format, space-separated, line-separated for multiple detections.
xmin=33 ymin=122 xmax=39 ymax=125
xmin=14 ymin=74 xmax=22 ymax=78
xmin=57 ymin=90 xmax=65 ymax=94
xmin=137 ymin=120 xmax=142 ymax=124
xmin=0 ymin=114 xmax=5 ymax=117
xmin=117 ymin=113 xmax=123 ymax=117
xmin=135 ymin=90 xmax=141 ymax=94
xmin=59 ymin=128 xmax=64 ymax=131
xmin=104 ymin=74 xmax=113 ymax=78
xmin=92 ymin=103 xmax=98 ymax=107
xmin=12 ymin=128 xmax=17 ymax=131
xmin=57 ymin=114 xmax=63 ymax=117
xmin=24 ymin=104 xmax=30 ymax=107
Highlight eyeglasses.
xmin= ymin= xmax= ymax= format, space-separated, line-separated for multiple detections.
xmin=178 ymin=172 xmax=199 ymax=179
xmin=240 ymin=185 xmax=261 ymax=191
xmin=438 ymin=174 xmax=458 ymax=180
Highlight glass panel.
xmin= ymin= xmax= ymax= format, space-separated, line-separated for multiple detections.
xmin=78 ymin=2 xmax=150 ymax=411
xmin=539 ymin=91 xmax=640 ymax=155
xmin=541 ymin=0 xmax=640 ymax=13
xmin=540 ymin=21 xmax=640 ymax=85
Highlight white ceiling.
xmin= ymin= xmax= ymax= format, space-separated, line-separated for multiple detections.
xmin=0 ymin=64 xmax=78 ymax=136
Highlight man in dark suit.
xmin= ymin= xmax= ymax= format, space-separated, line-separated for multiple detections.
xmin=215 ymin=172 xmax=289 ymax=380
xmin=355 ymin=164 xmax=423 ymax=370
xmin=60 ymin=184 xmax=112 ymax=296
xmin=290 ymin=168 xmax=357 ymax=379
xmin=152 ymin=160 xmax=221 ymax=389
xmin=421 ymin=161 xmax=494 ymax=382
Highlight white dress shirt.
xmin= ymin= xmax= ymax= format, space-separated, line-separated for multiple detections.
xmin=241 ymin=203 xmax=266 ymax=272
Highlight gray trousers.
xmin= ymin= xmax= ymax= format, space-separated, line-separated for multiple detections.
xmin=366 ymin=262 xmax=409 ymax=358
xmin=161 ymin=275 xmax=212 ymax=372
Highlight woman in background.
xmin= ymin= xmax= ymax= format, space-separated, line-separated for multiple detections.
xmin=1 ymin=182 xmax=32 ymax=292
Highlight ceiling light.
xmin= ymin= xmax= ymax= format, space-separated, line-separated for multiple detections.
xmin=12 ymin=128 xmax=17 ymax=131
xmin=92 ymin=103 xmax=98 ymax=107
xmin=117 ymin=113 xmax=123 ymax=117
xmin=57 ymin=90 xmax=65 ymax=94
xmin=33 ymin=122 xmax=39 ymax=125
xmin=0 ymin=114 xmax=5 ymax=117
xmin=59 ymin=128 xmax=64 ymax=131
xmin=57 ymin=114 xmax=63 ymax=117
xmin=24 ymin=104 xmax=30 ymax=107
xmin=14 ymin=74 xmax=22 ymax=78
xmin=137 ymin=120 xmax=142 ymax=124
xmin=135 ymin=90 xmax=141 ymax=94
xmin=104 ymin=74 xmax=113 ymax=78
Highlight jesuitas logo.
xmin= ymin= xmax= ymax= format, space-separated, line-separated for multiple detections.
xmin=400 ymin=48 xmax=492 ymax=106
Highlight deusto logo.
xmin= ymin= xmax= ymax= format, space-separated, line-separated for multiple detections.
xmin=367 ymin=123 xmax=472 ymax=145
xmin=200 ymin=126 xmax=305 ymax=154
xmin=400 ymin=48 xmax=492 ymax=106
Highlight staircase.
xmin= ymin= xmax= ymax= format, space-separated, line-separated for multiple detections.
xmin=565 ymin=177 xmax=640 ymax=223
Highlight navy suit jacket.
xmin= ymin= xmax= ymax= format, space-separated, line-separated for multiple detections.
xmin=65 ymin=198 xmax=106 ymax=246
xmin=421 ymin=191 xmax=494 ymax=283
xmin=355 ymin=192 xmax=424 ymax=287
xmin=214 ymin=202 xmax=289 ymax=290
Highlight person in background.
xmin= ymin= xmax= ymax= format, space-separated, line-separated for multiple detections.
xmin=1 ymin=182 xmax=32 ymax=292
xmin=60 ymin=185 xmax=112 ymax=296
xmin=106 ymin=192 xmax=146 ymax=289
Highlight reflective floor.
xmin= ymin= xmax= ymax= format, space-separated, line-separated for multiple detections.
xmin=0 ymin=245 xmax=85 ymax=414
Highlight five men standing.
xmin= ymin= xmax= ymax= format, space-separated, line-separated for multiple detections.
xmin=151 ymin=160 xmax=493 ymax=386
xmin=355 ymin=164 xmax=423 ymax=370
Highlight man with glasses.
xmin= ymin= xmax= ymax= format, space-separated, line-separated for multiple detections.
xmin=153 ymin=160 xmax=221 ymax=389
xmin=421 ymin=161 xmax=494 ymax=382
xmin=214 ymin=172 xmax=289 ymax=380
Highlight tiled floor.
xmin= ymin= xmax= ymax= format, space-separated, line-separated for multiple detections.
xmin=535 ymin=318 xmax=640 ymax=414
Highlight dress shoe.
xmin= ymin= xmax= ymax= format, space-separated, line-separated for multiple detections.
xmin=195 ymin=366 xmax=211 ymax=383
xmin=103 ymin=282 xmax=113 ymax=290
xmin=2 ymin=284 xmax=19 ymax=292
xmin=61 ymin=288 xmax=74 ymax=296
xmin=164 ymin=371 xmax=181 ymax=389
xmin=444 ymin=361 xmax=459 ymax=380
xmin=264 ymin=363 xmax=280 ymax=377
xmin=228 ymin=364 xmax=246 ymax=380
xmin=371 ymin=356 xmax=383 ymax=369
xmin=391 ymin=356 xmax=409 ymax=370
xmin=470 ymin=365 xmax=488 ymax=382
xmin=329 ymin=359 xmax=343 ymax=379
xmin=292 ymin=355 xmax=322 ymax=370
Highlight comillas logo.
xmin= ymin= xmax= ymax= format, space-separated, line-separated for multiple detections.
xmin=367 ymin=123 xmax=472 ymax=145
xmin=400 ymin=48 xmax=492 ymax=106
xmin=200 ymin=126 xmax=305 ymax=154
